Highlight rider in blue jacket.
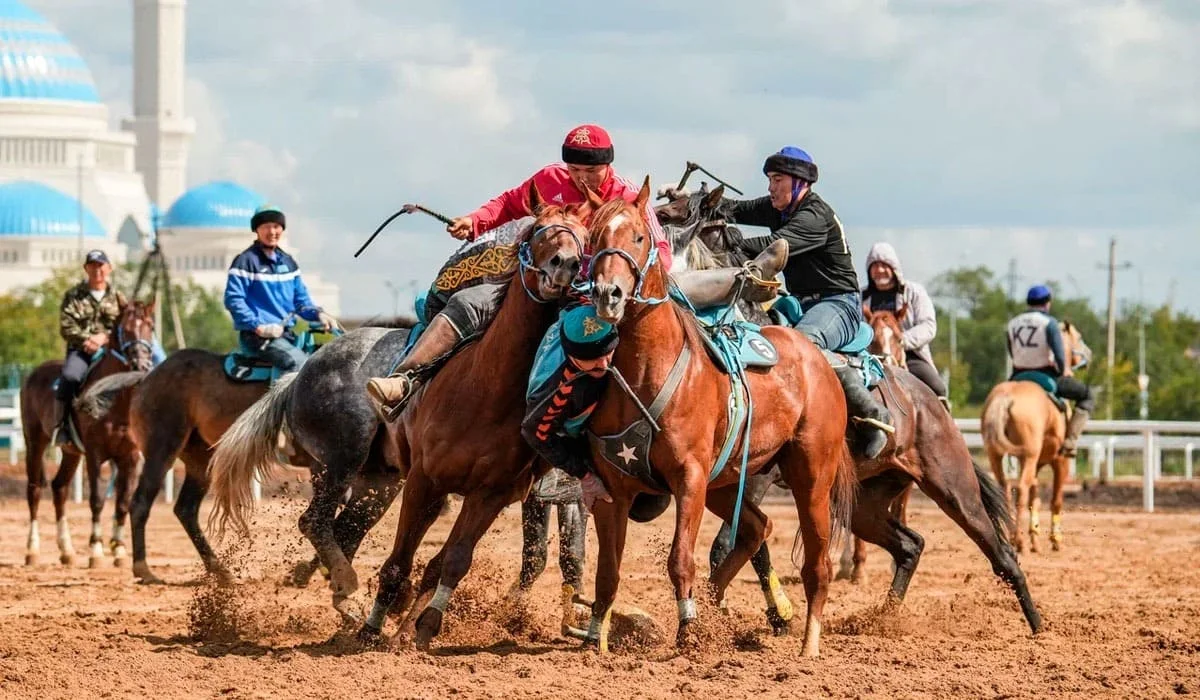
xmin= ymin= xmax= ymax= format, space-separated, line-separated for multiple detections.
xmin=223 ymin=205 xmax=340 ymax=371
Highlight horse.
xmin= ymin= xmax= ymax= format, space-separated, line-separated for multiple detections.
xmin=980 ymin=321 xmax=1090 ymax=553
xmin=834 ymin=305 xmax=915 ymax=582
xmin=662 ymin=185 xmax=1044 ymax=636
xmin=206 ymin=324 xmax=410 ymax=613
xmin=20 ymin=300 xmax=157 ymax=568
xmin=80 ymin=314 xmax=335 ymax=584
xmin=586 ymin=177 xmax=856 ymax=657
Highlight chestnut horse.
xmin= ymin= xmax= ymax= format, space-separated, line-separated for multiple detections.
xmin=20 ymin=301 xmax=157 ymax=568
xmin=836 ymin=305 xmax=913 ymax=582
xmin=315 ymin=192 xmax=597 ymax=650
xmin=981 ymin=321 xmax=1090 ymax=553
xmin=586 ymin=178 xmax=856 ymax=657
xmin=659 ymin=184 xmax=1044 ymax=636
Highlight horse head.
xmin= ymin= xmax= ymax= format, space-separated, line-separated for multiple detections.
xmin=114 ymin=299 xmax=157 ymax=372
xmin=864 ymin=303 xmax=907 ymax=368
xmin=519 ymin=181 xmax=593 ymax=300
xmin=589 ymin=176 xmax=662 ymax=324
xmin=654 ymin=184 xmax=737 ymax=272
xmin=1060 ymin=320 xmax=1092 ymax=375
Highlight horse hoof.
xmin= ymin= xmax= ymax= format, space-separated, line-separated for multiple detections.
xmin=766 ymin=607 xmax=791 ymax=637
xmin=25 ymin=553 xmax=38 ymax=567
xmin=88 ymin=556 xmax=103 ymax=569
xmin=675 ymin=619 xmax=701 ymax=650
xmin=114 ymin=557 xmax=129 ymax=569
xmin=59 ymin=554 xmax=75 ymax=567
xmin=834 ymin=566 xmax=853 ymax=582
xmin=290 ymin=559 xmax=321 ymax=588
xmin=329 ymin=563 xmax=360 ymax=599
xmin=413 ymin=608 xmax=443 ymax=652
xmin=132 ymin=561 xmax=165 ymax=585
xmin=355 ymin=623 xmax=385 ymax=648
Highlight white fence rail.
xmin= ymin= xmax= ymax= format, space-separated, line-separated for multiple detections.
xmin=957 ymin=418 xmax=1200 ymax=512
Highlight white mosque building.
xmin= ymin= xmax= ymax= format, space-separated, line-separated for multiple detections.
xmin=0 ymin=0 xmax=339 ymax=313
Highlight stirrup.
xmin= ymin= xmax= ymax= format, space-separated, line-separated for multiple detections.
xmin=852 ymin=416 xmax=896 ymax=434
xmin=740 ymin=262 xmax=783 ymax=291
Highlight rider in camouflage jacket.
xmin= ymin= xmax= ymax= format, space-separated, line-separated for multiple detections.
xmin=59 ymin=281 xmax=126 ymax=351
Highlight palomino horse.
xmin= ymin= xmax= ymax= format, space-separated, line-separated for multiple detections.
xmin=82 ymin=315 xmax=334 ymax=584
xmin=20 ymin=301 xmax=157 ymax=568
xmin=659 ymin=185 xmax=1044 ymax=635
xmin=587 ymin=178 xmax=856 ymax=657
xmin=981 ymin=321 xmax=1090 ymax=554
xmin=836 ymin=305 xmax=914 ymax=583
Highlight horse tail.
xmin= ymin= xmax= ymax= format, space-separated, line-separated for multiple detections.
xmin=974 ymin=460 xmax=1014 ymax=543
xmin=207 ymin=372 xmax=299 ymax=542
xmin=981 ymin=393 xmax=1021 ymax=456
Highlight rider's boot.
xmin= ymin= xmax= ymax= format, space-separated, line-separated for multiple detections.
xmin=828 ymin=354 xmax=894 ymax=460
xmin=1060 ymin=407 xmax=1090 ymax=458
xmin=673 ymin=240 xmax=788 ymax=307
xmin=365 ymin=314 xmax=462 ymax=418
xmin=52 ymin=386 xmax=73 ymax=447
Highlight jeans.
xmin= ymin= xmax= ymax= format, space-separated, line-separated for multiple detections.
xmin=796 ymin=291 xmax=862 ymax=352
xmin=239 ymin=331 xmax=309 ymax=372
xmin=58 ymin=348 xmax=92 ymax=400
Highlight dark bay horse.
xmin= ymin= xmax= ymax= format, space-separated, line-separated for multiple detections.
xmin=81 ymin=318 xmax=335 ymax=584
xmin=587 ymin=178 xmax=856 ymax=657
xmin=21 ymin=301 xmax=156 ymax=567
xmin=660 ymin=186 xmax=1044 ymax=635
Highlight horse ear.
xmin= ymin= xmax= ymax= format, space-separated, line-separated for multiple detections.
xmin=582 ymin=183 xmax=605 ymax=210
xmin=528 ymin=181 xmax=546 ymax=215
xmin=634 ymin=175 xmax=651 ymax=211
xmin=701 ymin=184 xmax=725 ymax=215
xmin=896 ymin=303 xmax=908 ymax=321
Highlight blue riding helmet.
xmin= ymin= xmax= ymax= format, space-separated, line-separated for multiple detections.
xmin=1026 ymin=284 xmax=1052 ymax=306
xmin=763 ymin=146 xmax=818 ymax=184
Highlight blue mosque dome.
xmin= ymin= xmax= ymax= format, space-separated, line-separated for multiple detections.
xmin=0 ymin=180 xmax=106 ymax=237
xmin=0 ymin=0 xmax=100 ymax=103
xmin=161 ymin=180 xmax=265 ymax=230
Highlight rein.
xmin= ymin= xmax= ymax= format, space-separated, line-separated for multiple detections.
xmin=516 ymin=222 xmax=588 ymax=304
xmin=589 ymin=245 xmax=670 ymax=305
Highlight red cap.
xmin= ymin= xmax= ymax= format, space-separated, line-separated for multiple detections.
xmin=562 ymin=124 xmax=614 ymax=165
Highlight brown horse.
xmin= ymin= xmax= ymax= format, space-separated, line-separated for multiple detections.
xmin=20 ymin=301 xmax=157 ymax=568
xmin=585 ymin=178 xmax=856 ymax=657
xmin=981 ymin=321 xmax=1089 ymax=553
xmin=657 ymin=184 xmax=1044 ymax=636
xmin=215 ymin=191 xmax=594 ymax=649
xmin=837 ymin=305 xmax=913 ymax=582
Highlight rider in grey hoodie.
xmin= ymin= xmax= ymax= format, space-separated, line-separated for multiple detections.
xmin=861 ymin=242 xmax=949 ymax=404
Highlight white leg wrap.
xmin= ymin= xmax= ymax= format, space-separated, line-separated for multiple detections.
xmin=428 ymin=583 xmax=454 ymax=613
xmin=27 ymin=521 xmax=40 ymax=553
xmin=91 ymin=522 xmax=103 ymax=541
xmin=57 ymin=519 xmax=74 ymax=553
xmin=365 ymin=600 xmax=389 ymax=630
xmin=112 ymin=522 xmax=125 ymax=543
xmin=677 ymin=598 xmax=697 ymax=622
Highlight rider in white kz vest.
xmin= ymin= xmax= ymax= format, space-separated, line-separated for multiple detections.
xmin=1006 ymin=285 xmax=1095 ymax=457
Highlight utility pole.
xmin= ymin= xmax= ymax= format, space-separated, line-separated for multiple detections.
xmin=1137 ymin=270 xmax=1148 ymax=420
xmin=1005 ymin=258 xmax=1019 ymax=301
xmin=1097 ymin=238 xmax=1132 ymax=420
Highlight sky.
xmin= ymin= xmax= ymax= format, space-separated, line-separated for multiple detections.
xmin=38 ymin=0 xmax=1200 ymax=316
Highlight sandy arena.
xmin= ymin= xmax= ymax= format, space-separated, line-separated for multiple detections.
xmin=1 ymin=473 xmax=1198 ymax=699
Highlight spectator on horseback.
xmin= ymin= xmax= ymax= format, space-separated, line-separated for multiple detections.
xmin=54 ymin=249 xmax=125 ymax=446
xmin=224 ymin=204 xmax=340 ymax=374
xmin=861 ymin=241 xmax=950 ymax=407
xmin=715 ymin=146 xmax=893 ymax=459
xmin=1007 ymin=285 xmax=1095 ymax=457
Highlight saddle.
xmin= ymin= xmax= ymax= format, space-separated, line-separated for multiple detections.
xmin=223 ymin=336 xmax=291 ymax=385
xmin=1012 ymin=370 xmax=1068 ymax=412
xmin=768 ymin=294 xmax=884 ymax=388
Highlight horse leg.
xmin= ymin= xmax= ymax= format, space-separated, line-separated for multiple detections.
xmin=918 ymin=460 xmax=1044 ymax=634
xmin=850 ymin=472 xmax=924 ymax=604
xmin=86 ymin=455 xmax=108 ymax=568
xmin=986 ymin=448 xmax=1011 ymax=515
xmin=412 ymin=489 xmax=511 ymax=651
xmin=48 ymin=450 xmax=83 ymax=566
xmin=1028 ymin=469 xmax=1043 ymax=553
xmin=131 ymin=420 xmax=188 ymax=584
xmin=1049 ymin=457 xmax=1067 ymax=551
xmin=174 ymin=444 xmax=231 ymax=582
xmin=556 ymin=500 xmax=590 ymax=638
xmin=703 ymin=484 xmax=778 ymax=631
xmin=24 ymin=431 xmax=50 ymax=566
xmin=1012 ymin=455 xmax=1038 ymax=554
xmin=777 ymin=443 xmax=838 ymax=659
xmin=109 ymin=453 xmax=138 ymax=567
xmin=667 ymin=471 xmax=708 ymax=649
xmin=358 ymin=470 xmax=443 ymax=643
xmin=585 ymin=495 xmax=632 ymax=654
xmin=298 ymin=461 xmax=360 ymax=607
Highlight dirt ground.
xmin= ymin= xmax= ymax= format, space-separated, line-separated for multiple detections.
xmin=1 ymin=475 xmax=1198 ymax=699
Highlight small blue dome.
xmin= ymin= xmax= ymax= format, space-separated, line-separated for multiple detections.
xmin=0 ymin=0 xmax=100 ymax=103
xmin=0 ymin=180 xmax=106 ymax=237
xmin=162 ymin=180 xmax=265 ymax=229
